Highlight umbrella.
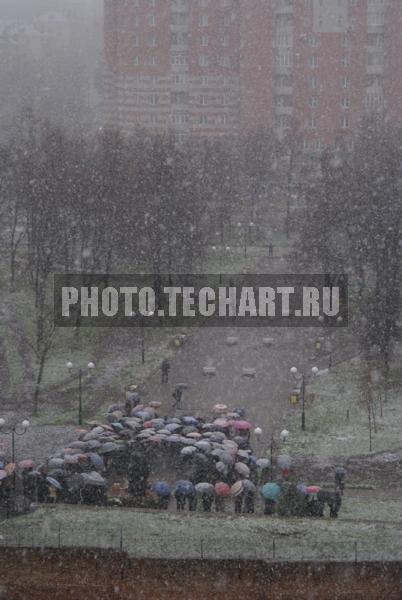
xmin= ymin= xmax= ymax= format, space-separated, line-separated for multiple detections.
xmin=214 ymin=482 xmax=231 ymax=497
xmin=81 ymin=471 xmax=107 ymax=488
xmin=216 ymin=461 xmax=228 ymax=475
xmin=235 ymin=462 xmax=250 ymax=477
xmin=157 ymin=429 xmax=172 ymax=436
xmin=18 ymin=459 xmax=35 ymax=470
xmin=108 ymin=404 xmax=121 ymax=414
xmin=111 ymin=423 xmax=124 ymax=432
xmin=152 ymin=481 xmax=171 ymax=497
xmin=167 ymin=418 xmax=182 ymax=425
xmin=175 ymin=480 xmax=194 ymax=495
xmin=83 ymin=427 xmax=104 ymax=441
xmin=46 ymin=476 xmax=62 ymax=490
xmin=48 ymin=469 xmax=65 ymax=479
xmin=195 ymin=441 xmax=211 ymax=452
xmin=237 ymin=449 xmax=251 ymax=460
xmin=277 ymin=454 xmax=292 ymax=469
xmin=202 ymin=423 xmax=214 ymax=431
xmin=64 ymin=455 xmax=80 ymax=465
xmin=166 ymin=423 xmax=182 ymax=433
xmin=232 ymin=420 xmax=252 ymax=431
xmin=86 ymin=440 xmax=101 ymax=450
xmin=5 ymin=463 xmax=16 ymax=475
xmin=69 ymin=441 xmax=87 ymax=449
xmin=256 ymin=458 xmax=270 ymax=469
xmin=242 ymin=479 xmax=256 ymax=494
xmin=230 ymin=481 xmax=244 ymax=497
xmin=180 ymin=446 xmax=197 ymax=457
xmin=195 ymin=482 xmax=214 ymax=495
xmin=182 ymin=426 xmax=198 ymax=435
xmin=182 ymin=416 xmax=198 ymax=426
xmin=67 ymin=473 xmax=84 ymax=490
xmin=220 ymin=453 xmax=234 ymax=466
xmin=187 ymin=432 xmax=202 ymax=440
xmin=297 ymin=484 xmax=308 ymax=495
xmin=149 ymin=401 xmax=162 ymax=409
xmin=213 ymin=403 xmax=228 ymax=414
xmin=306 ymin=485 xmax=321 ymax=495
xmin=87 ymin=453 xmax=105 ymax=471
xmin=176 ymin=383 xmax=189 ymax=390
xmin=135 ymin=411 xmax=153 ymax=421
xmin=213 ymin=419 xmax=230 ymax=429
xmin=261 ymin=483 xmax=281 ymax=501
xmin=99 ymin=442 xmax=119 ymax=454
xmin=0 ymin=470 xmax=7 ymax=481
xmin=166 ymin=435 xmax=182 ymax=443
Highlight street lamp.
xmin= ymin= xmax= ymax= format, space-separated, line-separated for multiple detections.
xmin=66 ymin=361 xmax=95 ymax=425
xmin=237 ymin=221 xmax=255 ymax=259
xmin=290 ymin=366 xmax=319 ymax=431
xmin=0 ymin=419 xmax=29 ymax=491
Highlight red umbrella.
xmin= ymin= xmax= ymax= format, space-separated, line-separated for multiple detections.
xmin=306 ymin=485 xmax=321 ymax=494
xmin=233 ymin=421 xmax=252 ymax=431
xmin=18 ymin=459 xmax=35 ymax=470
xmin=214 ymin=482 xmax=231 ymax=497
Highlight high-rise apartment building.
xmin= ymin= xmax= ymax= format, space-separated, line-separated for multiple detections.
xmin=104 ymin=0 xmax=398 ymax=148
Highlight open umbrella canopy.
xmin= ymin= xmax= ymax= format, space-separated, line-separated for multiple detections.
xmin=5 ymin=463 xmax=16 ymax=475
xmin=215 ymin=461 xmax=228 ymax=475
xmin=165 ymin=423 xmax=182 ymax=433
xmin=195 ymin=441 xmax=211 ymax=452
xmin=214 ymin=482 xmax=231 ymax=497
xmin=166 ymin=435 xmax=182 ymax=443
xmin=83 ymin=427 xmax=104 ymax=441
xmin=152 ymin=481 xmax=171 ymax=497
xmin=230 ymin=481 xmax=244 ymax=497
xmin=64 ymin=455 xmax=80 ymax=465
xmin=81 ymin=471 xmax=107 ymax=487
xmin=18 ymin=459 xmax=35 ymax=470
xmin=175 ymin=480 xmax=195 ymax=495
xmin=306 ymin=485 xmax=321 ymax=495
xmin=87 ymin=453 xmax=105 ymax=471
xmin=46 ymin=476 xmax=62 ymax=490
xmin=69 ymin=441 xmax=87 ymax=449
xmin=182 ymin=426 xmax=198 ymax=436
xmin=297 ymin=484 xmax=308 ymax=495
xmin=99 ymin=442 xmax=119 ymax=454
xmin=213 ymin=403 xmax=228 ymax=414
xmin=86 ymin=440 xmax=102 ymax=451
xmin=242 ymin=479 xmax=256 ymax=494
xmin=277 ymin=454 xmax=292 ymax=469
xmin=187 ymin=432 xmax=202 ymax=440
xmin=256 ymin=458 xmax=270 ymax=469
xmin=235 ymin=462 xmax=250 ymax=477
xmin=261 ymin=482 xmax=281 ymax=501
xmin=181 ymin=416 xmax=198 ymax=426
xmin=0 ymin=470 xmax=7 ymax=481
xmin=232 ymin=420 xmax=252 ymax=431
xmin=195 ymin=482 xmax=214 ymax=495
xmin=149 ymin=401 xmax=162 ymax=409
xmin=175 ymin=383 xmax=189 ymax=390
xmin=213 ymin=418 xmax=230 ymax=429
xmin=180 ymin=446 xmax=197 ymax=457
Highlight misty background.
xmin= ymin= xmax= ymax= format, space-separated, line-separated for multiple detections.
xmin=0 ymin=0 xmax=103 ymax=137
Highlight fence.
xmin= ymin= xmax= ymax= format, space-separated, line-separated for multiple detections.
xmin=0 ymin=523 xmax=382 ymax=563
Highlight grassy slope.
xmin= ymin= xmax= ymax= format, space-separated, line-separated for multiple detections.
xmin=1 ymin=497 xmax=402 ymax=561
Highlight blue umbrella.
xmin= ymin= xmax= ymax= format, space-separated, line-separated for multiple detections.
xmin=166 ymin=423 xmax=182 ymax=433
xmin=152 ymin=481 xmax=171 ymax=497
xmin=87 ymin=453 xmax=105 ymax=471
xmin=261 ymin=482 xmax=281 ymax=501
xmin=182 ymin=416 xmax=198 ymax=426
xmin=175 ymin=480 xmax=195 ymax=495
xmin=297 ymin=484 xmax=308 ymax=495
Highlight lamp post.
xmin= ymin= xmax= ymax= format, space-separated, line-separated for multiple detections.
xmin=66 ymin=361 xmax=95 ymax=425
xmin=237 ymin=221 xmax=255 ymax=259
xmin=290 ymin=365 xmax=319 ymax=431
xmin=139 ymin=310 xmax=154 ymax=364
xmin=0 ymin=418 xmax=30 ymax=464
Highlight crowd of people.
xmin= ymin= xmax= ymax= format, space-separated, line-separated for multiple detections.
xmin=0 ymin=381 xmax=345 ymax=519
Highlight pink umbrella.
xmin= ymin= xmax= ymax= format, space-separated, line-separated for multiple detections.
xmin=215 ymin=482 xmax=231 ymax=497
xmin=230 ymin=481 xmax=244 ymax=497
xmin=214 ymin=418 xmax=230 ymax=428
xmin=306 ymin=485 xmax=321 ymax=495
xmin=18 ymin=459 xmax=35 ymax=470
xmin=232 ymin=421 xmax=252 ymax=431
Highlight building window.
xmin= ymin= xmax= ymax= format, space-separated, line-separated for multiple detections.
xmin=341 ymin=55 xmax=350 ymax=66
xmin=199 ymin=115 xmax=208 ymax=125
xmin=149 ymin=94 xmax=158 ymax=105
xmin=200 ymin=15 xmax=209 ymax=26
xmin=309 ymin=97 xmax=317 ymax=107
xmin=134 ymin=56 xmax=140 ymax=65
xmin=310 ymin=77 xmax=317 ymax=89
xmin=171 ymin=54 xmax=187 ymax=65
xmin=342 ymin=35 xmax=349 ymax=48
xmin=133 ymin=34 xmax=139 ymax=47
xmin=220 ymin=114 xmax=228 ymax=125
xmin=148 ymin=34 xmax=157 ymax=47
xmin=309 ymin=55 xmax=318 ymax=68
xmin=341 ymin=97 xmax=350 ymax=108
xmin=200 ymin=35 xmax=209 ymax=46
xmin=308 ymin=115 xmax=316 ymax=128
xmin=341 ymin=115 xmax=349 ymax=128
xmin=172 ymin=73 xmax=187 ymax=85
xmin=150 ymin=114 xmax=158 ymax=125
xmin=308 ymin=35 xmax=317 ymax=47
xmin=199 ymin=55 xmax=209 ymax=66
xmin=303 ymin=139 xmax=309 ymax=151
xmin=171 ymin=113 xmax=187 ymax=125
xmin=342 ymin=76 xmax=350 ymax=88
xmin=200 ymin=94 xmax=208 ymax=105
xmin=148 ymin=14 xmax=156 ymax=26
xmin=222 ymin=34 xmax=229 ymax=47
xmin=149 ymin=56 xmax=157 ymax=66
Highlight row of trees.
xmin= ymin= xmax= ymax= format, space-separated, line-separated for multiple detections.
xmin=0 ymin=112 xmax=293 ymax=410
xmin=295 ymin=119 xmax=402 ymax=430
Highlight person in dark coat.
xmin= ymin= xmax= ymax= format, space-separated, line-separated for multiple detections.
xmin=161 ymin=359 xmax=170 ymax=384
xmin=174 ymin=481 xmax=197 ymax=511
xmin=128 ymin=445 xmax=151 ymax=498
xmin=264 ymin=499 xmax=276 ymax=515
xmin=334 ymin=467 xmax=346 ymax=496
xmin=317 ymin=490 xmax=342 ymax=518
xmin=172 ymin=386 xmax=183 ymax=410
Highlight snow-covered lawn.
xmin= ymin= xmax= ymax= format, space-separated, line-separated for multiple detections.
xmin=282 ymin=356 xmax=402 ymax=460
xmin=2 ymin=497 xmax=402 ymax=561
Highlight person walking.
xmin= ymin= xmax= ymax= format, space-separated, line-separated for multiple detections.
xmin=174 ymin=480 xmax=197 ymax=511
xmin=161 ymin=358 xmax=170 ymax=384
xmin=172 ymin=385 xmax=183 ymax=410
